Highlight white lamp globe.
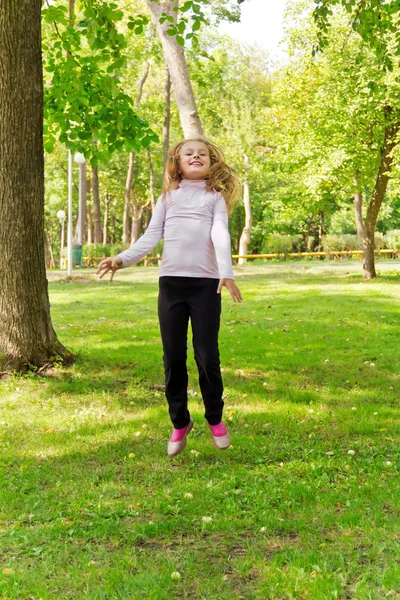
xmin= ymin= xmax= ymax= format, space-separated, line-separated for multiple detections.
xmin=57 ymin=210 xmax=66 ymax=220
xmin=74 ymin=152 xmax=85 ymax=164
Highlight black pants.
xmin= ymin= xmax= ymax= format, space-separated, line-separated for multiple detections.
xmin=158 ymin=276 xmax=224 ymax=428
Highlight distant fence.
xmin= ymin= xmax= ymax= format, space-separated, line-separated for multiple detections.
xmin=59 ymin=248 xmax=398 ymax=269
xmin=231 ymin=249 xmax=398 ymax=261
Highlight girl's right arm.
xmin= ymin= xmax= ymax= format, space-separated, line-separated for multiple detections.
xmin=97 ymin=197 xmax=166 ymax=280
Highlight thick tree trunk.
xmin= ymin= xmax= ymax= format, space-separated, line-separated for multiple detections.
xmin=0 ymin=0 xmax=71 ymax=372
xmin=353 ymin=177 xmax=364 ymax=244
xmin=92 ymin=166 xmax=102 ymax=243
xmin=363 ymin=121 xmax=400 ymax=279
xmin=238 ymin=155 xmax=251 ymax=265
xmin=146 ymin=0 xmax=203 ymax=138
xmin=163 ymin=68 xmax=171 ymax=178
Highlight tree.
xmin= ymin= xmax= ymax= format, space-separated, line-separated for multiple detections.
xmin=312 ymin=0 xmax=400 ymax=277
xmin=268 ymin=0 xmax=400 ymax=277
xmin=0 ymin=0 xmax=156 ymax=372
xmin=0 ymin=0 xmax=71 ymax=372
xmin=145 ymin=0 xmax=203 ymax=137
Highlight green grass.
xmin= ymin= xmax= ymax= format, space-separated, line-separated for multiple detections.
xmin=1 ymin=263 xmax=400 ymax=599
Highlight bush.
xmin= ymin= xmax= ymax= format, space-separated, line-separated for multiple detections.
xmin=322 ymin=234 xmax=361 ymax=252
xmin=384 ymin=229 xmax=400 ymax=251
xmin=374 ymin=233 xmax=385 ymax=250
xmin=262 ymin=234 xmax=300 ymax=256
xmin=82 ymin=244 xmax=112 ymax=259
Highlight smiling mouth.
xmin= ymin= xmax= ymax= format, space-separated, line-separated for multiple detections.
xmin=190 ymin=162 xmax=203 ymax=166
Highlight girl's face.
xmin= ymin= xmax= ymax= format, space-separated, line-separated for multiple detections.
xmin=178 ymin=141 xmax=211 ymax=180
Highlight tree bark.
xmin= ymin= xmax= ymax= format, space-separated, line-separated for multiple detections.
xmin=123 ymin=62 xmax=150 ymax=244
xmin=146 ymin=0 xmax=203 ymax=138
xmin=46 ymin=229 xmax=56 ymax=270
xmin=103 ymin=193 xmax=110 ymax=244
xmin=130 ymin=194 xmax=145 ymax=245
xmin=87 ymin=203 xmax=93 ymax=244
xmin=363 ymin=121 xmax=400 ymax=279
xmin=148 ymin=150 xmax=155 ymax=212
xmin=123 ymin=151 xmax=134 ymax=244
xmin=91 ymin=166 xmax=102 ymax=243
xmin=0 ymin=0 xmax=71 ymax=372
xmin=238 ymin=155 xmax=251 ymax=265
xmin=163 ymin=67 xmax=171 ymax=178
xmin=353 ymin=176 xmax=364 ymax=244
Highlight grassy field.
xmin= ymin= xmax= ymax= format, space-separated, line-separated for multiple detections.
xmin=1 ymin=262 xmax=399 ymax=599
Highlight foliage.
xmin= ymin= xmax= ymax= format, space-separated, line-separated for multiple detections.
xmin=384 ymin=228 xmax=400 ymax=250
xmin=42 ymin=0 xmax=157 ymax=164
xmin=313 ymin=0 xmax=400 ymax=70
xmin=268 ymin=0 xmax=400 ymax=248
xmin=262 ymin=233 xmax=300 ymax=255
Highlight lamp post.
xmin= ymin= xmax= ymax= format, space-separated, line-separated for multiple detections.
xmin=57 ymin=209 xmax=66 ymax=270
xmin=67 ymin=150 xmax=86 ymax=276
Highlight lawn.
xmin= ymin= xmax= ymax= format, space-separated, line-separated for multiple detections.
xmin=1 ymin=262 xmax=399 ymax=599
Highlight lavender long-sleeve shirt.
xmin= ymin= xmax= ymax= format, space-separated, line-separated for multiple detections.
xmin=117 ymin=179 xmax=234 ymax=279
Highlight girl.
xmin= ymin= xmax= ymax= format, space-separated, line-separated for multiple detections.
xmin=97 ymin=137 xmax=242 ymax=457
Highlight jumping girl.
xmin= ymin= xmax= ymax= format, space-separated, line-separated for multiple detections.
xmin=97 ymin=137 xmax=242 ymax=457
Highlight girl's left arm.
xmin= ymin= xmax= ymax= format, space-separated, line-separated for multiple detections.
xmin=211 ymin=195 xmax=242 ymax=303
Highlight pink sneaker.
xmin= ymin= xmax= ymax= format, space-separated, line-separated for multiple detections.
xmin=209 ymin=421 xmax=231 ymax=450
xmin=167 ymin=418 xmax=194 ymax=457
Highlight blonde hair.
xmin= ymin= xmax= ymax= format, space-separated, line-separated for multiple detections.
xmin=163 ymin=137 xmax=241 ymax=213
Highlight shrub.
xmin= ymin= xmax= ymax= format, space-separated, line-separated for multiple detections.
xmin=384 ymin=229 xmax=400 ymax=251
xmin=82 ymin=244 xmax=112 ymax=259
xmin=322 ymin=234 xmax=361 ymax=252
xmin=262 ymin=234 xmax=300 ymax=256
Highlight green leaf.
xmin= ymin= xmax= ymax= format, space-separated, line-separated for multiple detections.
xmin=181 ymin=1 xmax=193 ymax=12
xmin=192 ymin=19 xmax=201 ymax=32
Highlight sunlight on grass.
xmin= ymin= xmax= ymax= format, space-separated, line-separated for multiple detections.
xmin=1 ymin=264 xmax=399 ymax=599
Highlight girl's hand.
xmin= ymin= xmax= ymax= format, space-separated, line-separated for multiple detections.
xmin=217 ymin=278 xmax=242 ymax=303
xmin=96 ymin=257 xmax=123 ymax=282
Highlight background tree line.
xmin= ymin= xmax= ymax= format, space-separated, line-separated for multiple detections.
xmin=43 ymin=0 xmax=400 ymax=277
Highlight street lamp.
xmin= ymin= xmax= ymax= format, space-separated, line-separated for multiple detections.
xmin=67 ymin=150 xmax=86 ymax=276
xmin=57 ymin=209 xmax=66 ymax=270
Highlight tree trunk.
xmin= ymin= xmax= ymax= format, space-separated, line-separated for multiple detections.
xmin=92 ymin=166 xmax=102 ymax=243
xmin=123 ymin=151 xmax=135 ymax=244
xmin=46 ymin=229 xmax=56 ymax=270
xmin=103 ymin=193 xmax=110 ymax=244
xmin=363 ymin=121 xmax=400 ymax=279
xmin=87 ymin=203 xmax=93 ymax=244
xmin=111 ymin=215 xmax=116 ymax=246
xmin=163 ymin=67 xmax=171 ymax=178
xmin=146 ymin=0 xmax=203 ymax=138
xmin=353 ymin=176 xmax=364 ymax=244
xmin=238 ymin=155 xmax=251 ymax=265
xmin=130 ymin=195 xmax=145 ymax=245
xmin=148 ymin=150 xmax=155 ymax=212
xmin=77 ymin=161 xmax=87 ymax=245
xmin=123 ymin=62 xmax=150 ymax=244
xmin=0 ymin=0 xmax=71 ymax=372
